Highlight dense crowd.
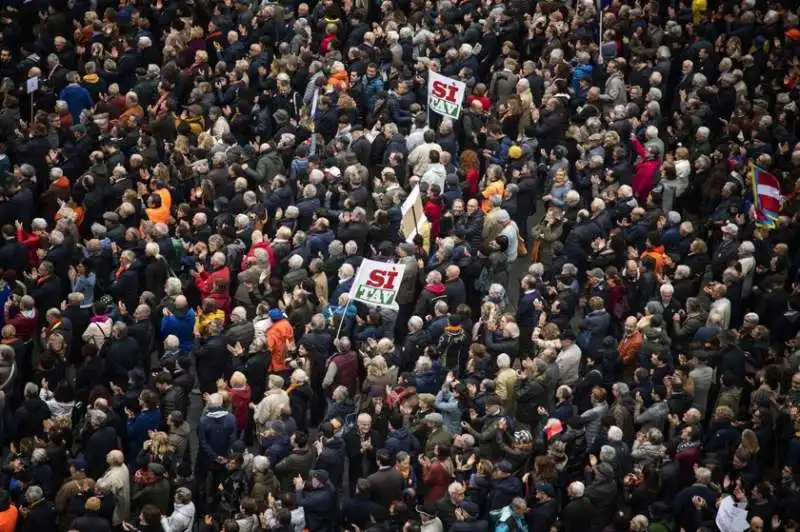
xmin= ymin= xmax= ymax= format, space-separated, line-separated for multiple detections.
xmin=0 ymin=0 xmax=799 ymax=531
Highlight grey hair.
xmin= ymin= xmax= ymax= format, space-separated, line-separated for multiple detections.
xmin=50 ymin=230 xmax=65 ymax=245
xmin=90 ymin=409 xmax=108 ymax=427
xmin=165 ymin=277 xmax=183 ymax=296
xmin=24 ymin=382 xmax=39 ymax=398
xmin=329 ymin=240 xmax=344 ymax=255
xmin=599 ymin=445 xmax=617 ymax=463
xmin=31 ymin=448 xmax=48 ymax=465
xmin=497 ymin=353 xmax=511 ymax=369
xmin=253 ymin=455 xmax=269 ymax=473
xmin=568 ymin=481 xmax=585 ymax=497
xmin=26 ymin=486 xmax=44 ymax=503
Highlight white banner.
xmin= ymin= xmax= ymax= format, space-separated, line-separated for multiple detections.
xmin=348 ymin=259 xmax=406 ymax=309
xmin=427 ymin=70 xmax=466 ymax=120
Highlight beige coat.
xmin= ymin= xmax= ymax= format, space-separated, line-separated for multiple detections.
xmin=98 ymin=464 xmax=130 ymax=525
xmin=494 ymin=368 xmax=518 ymax=411
xmin=253 ymin=388 xmax=290 ymax=428
xmin=82 ymin=318 xmax=113 ymax=349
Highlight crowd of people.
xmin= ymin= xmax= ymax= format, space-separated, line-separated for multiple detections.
xmin=0 ymin=0 xmax=799 ymax=531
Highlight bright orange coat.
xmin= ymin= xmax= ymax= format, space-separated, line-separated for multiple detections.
xmin=267 ymin=319 xmax=294 ymax=372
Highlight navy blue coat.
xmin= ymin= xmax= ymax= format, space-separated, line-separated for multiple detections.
xmin=198 ymin=408 xmax=237 ymax=468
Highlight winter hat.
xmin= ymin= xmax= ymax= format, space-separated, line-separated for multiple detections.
xmin=508 ymin=145 xmax=523 ymax=159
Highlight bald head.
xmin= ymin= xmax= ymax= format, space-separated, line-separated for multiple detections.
xmin=446 ymin=265 xmax=460 ymax=280
xmin=175 ymin=295 xmax=188 ymax=309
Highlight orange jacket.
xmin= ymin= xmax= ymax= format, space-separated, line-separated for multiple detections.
xmin=0 ymin=505 xmax=18 ymax=532
xmin=618 ymin=330 xmax=643 ymax=367
xmin=146 ymin=188 xmax=173 ymax=224
xmin=480 ymin=180 xmax=505 ymax=213
xmin=641 ymin=245 xmax=668 ymax=275
xmin=267 ymin=319 xmax=294 ymax=372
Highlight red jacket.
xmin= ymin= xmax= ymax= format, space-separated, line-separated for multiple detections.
xmin=241 ymin=241 xmax=276 ymax=271
xmin=228 ymin=385 xmax=252 ymax=430
xmin=631 ymin=138 xmax=660 ymax=202
xmin=424 ymin=197 xmax=445 ymax=240
xmin=195 ymin=266 xmax=230 ymax=301
xmin=17 ymin=228 xmax=41 ymax=268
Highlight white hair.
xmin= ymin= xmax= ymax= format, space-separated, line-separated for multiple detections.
xmin=288 ymin=255 xmax=304 ymax=269
xmin=607 ymin=426 xmax=624 ymax=442
xmin=568 ymin=481 xmax=585 ymax=497
xmin=645 ymin=126 xmax=659 ymax=139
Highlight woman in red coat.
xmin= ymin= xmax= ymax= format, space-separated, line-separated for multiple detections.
xmin=420 ymin=445 xmax=454 ymax=504
xmin=630 ymin=136 xmax=661 ymax=203
xmin=423 ymin=187 xmax=445 ymax=240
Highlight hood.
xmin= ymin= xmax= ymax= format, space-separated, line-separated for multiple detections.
xmin=205 ymin=406 xmax=231 ymax=419
xmin=171 ymin=421 xmax=191 ymax=439
xmin=324 ymin=437 xmax=345 ymax=452
xmin=174 ymin=502 xmax=196 ymax=519
xmin=424 ymin=282 xmax=446 ymax=295
xmin=392 ymin=427 xmax=411 ymax=440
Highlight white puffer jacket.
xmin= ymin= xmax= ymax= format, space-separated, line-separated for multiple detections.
xmin=162 ymin=502 xmax=195 ymax=532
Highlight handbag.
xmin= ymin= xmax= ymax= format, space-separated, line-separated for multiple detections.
xmin=517 ymin=234 xmax=528 ymax=257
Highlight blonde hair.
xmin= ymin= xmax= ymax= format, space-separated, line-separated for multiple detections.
xmin=230 ymin=371 xmax=247 ymax=388
xmin=367 ymin=355 xmax=388 ymax=377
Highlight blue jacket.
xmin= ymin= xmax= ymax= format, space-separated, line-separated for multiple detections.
xmin=161 ymin=309 xmax=196 ymax=352
xmin=488 ymin=475 xmax=524 ymax=512
xmin=307 ymin=229 xmax=335 ymax=257
xmin=360 ymin=75 xmax=384 ymax=109
xmin=127 ymin=409 xmax=162 ymax=459
xmin=314 ymin=437 xmax=347 ymax=487
xmin=489 ymin=136 xmax=512 ymax=166
xmin=59 ymin=84 xmax=94 ymax=123
xmin=571 ymin=63 xmax=594 ymax=92
xmin=198 ymin=408 xmax=237 ymax=467
xmin=384 ymin=427 xmax=420 ymax=459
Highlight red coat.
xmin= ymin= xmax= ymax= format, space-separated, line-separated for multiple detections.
xmin=228 ymin=385 xmax=252 ymax=430
xmin=320 ymin=33 xmax=336 ymax=55
xmin=631 ymin=138 xmax=660 ymax=202
xmin=424 ymin=197 xmax=445 ymax=240
xmin=195 ymin=266 xmax=230 ymax=301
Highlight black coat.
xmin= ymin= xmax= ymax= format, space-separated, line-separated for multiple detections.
xmin=0 ymin=238 xmax=28 ymax=276
xmin=194 ymin=334 xmax=231 ymax=392
xmin=105 ymin=337 xmax=140 ymax=385
xmin=110 ymin=267 xmax=140 ymax=313
xmin=14 ymin=397 xmax=51 ymax=439
xmin=85 ymin=424 xmax=119 ymax=479
xmin=296 ymin=482 xmax=338 ymax=532
xmin=70 ymin=513 xmax=113 ymax=532
xmin=561 ymin=496 xmax=594 ymax=532
xmin=23 ymin=500 xmax=57 ymax=532
xmin=29 ymin=276 xmax=63 ymax=319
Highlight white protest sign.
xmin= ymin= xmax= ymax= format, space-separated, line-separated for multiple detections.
xmin=348 ymin=259 xmax=406 ymax=309
xmin=716 ymin=496 xmax=749 ymax=532
xmin=26 ymin=76 xmax=39 ymax=94
xmin=400 ymin=185 xmax=427 ymax=243
xmin=427 ymin=70 xmax=466 ymax=120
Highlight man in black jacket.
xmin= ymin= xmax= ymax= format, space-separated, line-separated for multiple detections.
xmin=104 ymin=322 xmax=139 ymax=387
xmin=84 ymin=409 xmax=119 ymax=480
xmin=194 ymin=321 xmax=231 ymax=394
xmin=110 ymin=250 xmax=140 ymax=314
xmin=0 ymin=224 xmax=28 ymax=276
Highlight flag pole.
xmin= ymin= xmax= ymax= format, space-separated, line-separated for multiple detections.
xmin=597 ymin=0 xmax=604 ymax=65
